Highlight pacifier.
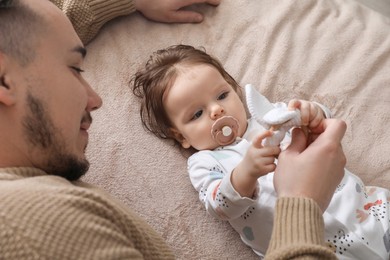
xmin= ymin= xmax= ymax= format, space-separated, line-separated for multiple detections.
xmin=211 ymin=116 xmax=239 ymax=146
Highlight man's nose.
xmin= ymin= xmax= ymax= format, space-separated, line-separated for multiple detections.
xmin=85 ymin=82 xmax=103 ymax=112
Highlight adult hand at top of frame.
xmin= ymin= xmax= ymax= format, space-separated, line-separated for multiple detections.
xmin=273 ymin=119 xmax=347 ymax=212
xmin=134 ymin=0 xmax=221 ymax=23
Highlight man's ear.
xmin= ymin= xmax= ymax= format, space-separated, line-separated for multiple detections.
xmin=0 ymin=53 xmax=17 ymax=106
xmin=169 ymin=128 xmax=191 ymax=149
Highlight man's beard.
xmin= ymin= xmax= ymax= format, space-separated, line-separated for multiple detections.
xmin=22 ymin=92 xmax=89 ymax=181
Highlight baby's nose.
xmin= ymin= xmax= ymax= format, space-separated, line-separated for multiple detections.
xmin=211 ymin=105 xmax=225 ymax=119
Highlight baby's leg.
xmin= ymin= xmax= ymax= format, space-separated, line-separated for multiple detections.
xmin=324 ymin=169 xmax=390 ymax=259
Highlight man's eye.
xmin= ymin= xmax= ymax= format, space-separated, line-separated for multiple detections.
xmin=71 ymin=66 xmax=85 ymax=74
xmin=218 ymin=91 xmax=229 ymax=100
xmin=191 ymin=110 xmax=203 ymax=120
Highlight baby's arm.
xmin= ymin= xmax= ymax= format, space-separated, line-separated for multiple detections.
xmin=188 ymin=152 xmax=259 ymax=220
xmin=288 ymin=100 xmax=327 ymax=129
xmin=231 ymin=130 xmax=281 ymax=198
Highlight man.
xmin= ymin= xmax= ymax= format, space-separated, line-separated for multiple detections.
xmin=0 ymin=0 xmax=344 ymax=258
xmin=0 ymin=0 xmax=172 ymax=258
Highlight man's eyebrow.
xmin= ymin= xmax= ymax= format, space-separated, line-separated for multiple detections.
xmin=72 ymin=46 xmax=87 ymax=58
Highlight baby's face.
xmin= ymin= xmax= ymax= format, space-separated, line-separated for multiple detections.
xmin=163 ymin=64 xmax=247 ymax=150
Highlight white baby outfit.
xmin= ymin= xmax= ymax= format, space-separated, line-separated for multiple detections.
xmin=188 ymin=84 xmax=390 ymax=259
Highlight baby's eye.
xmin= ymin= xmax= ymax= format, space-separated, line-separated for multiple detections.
xmin=191 ymin=110 xmax=203 ymax=120
xmin=217 ymin=91 xmax=229 ymax=100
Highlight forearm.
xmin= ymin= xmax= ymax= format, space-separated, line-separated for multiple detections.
xmin=265 ymin=197 xmax=337 ymax=260
xmin=189 ymin=153 xmax=258 ymax=220
xmin=51 ymin=0 xmax=136 ymax=44
xmin=231 ymin=163 xmax=258 ymax=198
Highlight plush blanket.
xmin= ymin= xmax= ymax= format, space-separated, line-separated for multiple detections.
xmin=83 ymin=0 xmax=390 ymax=258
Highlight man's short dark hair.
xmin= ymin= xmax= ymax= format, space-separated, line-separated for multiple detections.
xmin=0 ymin=0 xmax=12 ymax=8
xmin=0 ymin=0 xmax=45 ymax=66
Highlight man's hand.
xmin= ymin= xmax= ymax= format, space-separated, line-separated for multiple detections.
xmin=134 ymin=0 xmax=221 ymax=23
xmin=273 ymin=119 xmax=347 ymax=212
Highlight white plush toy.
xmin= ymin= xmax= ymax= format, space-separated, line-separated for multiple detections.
xmin=245 ymin=84 xmax=302 ymax=147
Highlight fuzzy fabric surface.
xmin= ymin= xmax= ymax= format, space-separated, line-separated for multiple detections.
xmin=83 ymin=0 xmax=390 ymax=258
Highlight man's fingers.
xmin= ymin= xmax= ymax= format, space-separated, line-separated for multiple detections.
xmin=166 ymin=10 xmax=203 ymax=23
xmin=173 ymin=0 xmax=221 ymax=22
xmin=284 ymin=128 xmax=307 ymax=154
xmin=182 ymin=0 xmax=221 ymax=6
xmin=205 ymin=0 xmax=221 ymax=5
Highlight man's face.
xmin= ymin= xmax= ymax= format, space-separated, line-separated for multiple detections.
xmin=11 ymin=0 xmax=102 ymax=180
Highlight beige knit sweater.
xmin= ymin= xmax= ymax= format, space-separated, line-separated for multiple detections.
xmin=0 ymin=167 xmax=174 ymax=259
xmin=266 ymin=197 xmax=337 ymax=259
xmin=51 ymin=0 xmax=136 ymax=45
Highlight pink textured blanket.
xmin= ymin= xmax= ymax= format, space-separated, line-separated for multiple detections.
xmin=83 ymin=0 xmax=390 ymax=258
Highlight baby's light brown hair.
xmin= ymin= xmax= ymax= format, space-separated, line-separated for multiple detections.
xmin=131 ymin=44 xmax=242 ymax=146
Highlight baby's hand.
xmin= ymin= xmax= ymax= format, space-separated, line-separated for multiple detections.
xmin=231 ymin=131 xmax=281 ymax=198
xmin=288 ymin=99 xmax=325 ymax=129
xmin=242 ymin=130 xmax=281 ymax=178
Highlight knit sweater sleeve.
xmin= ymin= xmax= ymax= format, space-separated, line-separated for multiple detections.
xmin=0 ymin=170 xmax=174 ymax=260
xmin=265 ymin=197 xmax=337 ymax=260
xmin=50 ymin=0 xmax=136 ymax=44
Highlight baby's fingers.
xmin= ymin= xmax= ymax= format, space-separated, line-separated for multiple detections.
xmin=261 ymin=146 xmax=282 ymax=157
xmin=288 ymin=99 xmax=310 ymax=126
xmin=252 ymin=130 xmax=273 ymax=149
xmin=309 ymin=106 xmax=325 ymax=129
xmin=262 ymin=163 xmax=277 ymax=173
xmin=288 ymin=99 xmax=301 ymax=110
xmin=299 ymin=102 xmax=311 ymax=126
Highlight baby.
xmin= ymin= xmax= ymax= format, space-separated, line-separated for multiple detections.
xmin=132 ymin=44 xmax=390 ymax=259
